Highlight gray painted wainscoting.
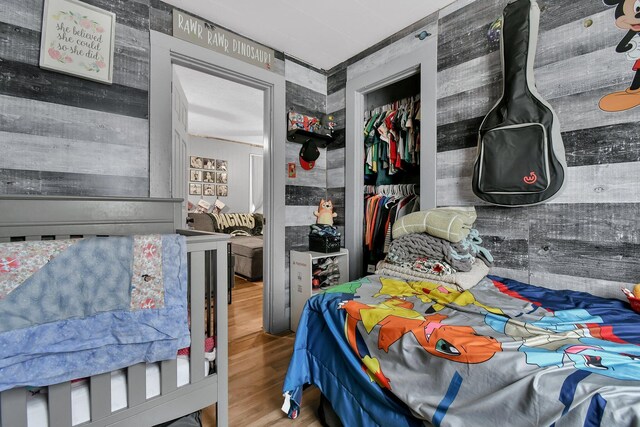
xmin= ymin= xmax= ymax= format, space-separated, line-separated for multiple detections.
xmin=325 ymin=0 xmax=640 ymax=299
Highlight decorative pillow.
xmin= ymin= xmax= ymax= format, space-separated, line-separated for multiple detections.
xmin=392 ymin=207 xmax=476 ymax=243
xmin=208 ymin=213 xmax=263 ymax=236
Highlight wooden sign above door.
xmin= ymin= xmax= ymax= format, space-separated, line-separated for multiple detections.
xmin=172 ymin=9 xmax=275 ymax=72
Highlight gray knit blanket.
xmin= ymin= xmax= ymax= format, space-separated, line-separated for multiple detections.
xmin=386 ymin=229 xmax=493 ymax=272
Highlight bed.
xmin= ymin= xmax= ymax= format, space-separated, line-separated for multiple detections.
xmin=0 ymin=196 xmax=228 ymax=427
xmin=283 ymin=275 xmax=640 ymax=427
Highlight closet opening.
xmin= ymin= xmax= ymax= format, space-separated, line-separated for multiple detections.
xmin=345 ymin=36 xmax=437 ymax=279
xmin=363 ymin=72 xmax=421 ymax=274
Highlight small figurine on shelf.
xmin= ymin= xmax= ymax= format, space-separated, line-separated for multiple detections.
xmin=314 ymin=199 xmax=337 ymax=226
xmin=323 ymin=114 xmax=337 ymax=136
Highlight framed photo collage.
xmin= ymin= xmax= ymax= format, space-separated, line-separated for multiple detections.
xmin=189 ymin=156 xmax=228 ymax=196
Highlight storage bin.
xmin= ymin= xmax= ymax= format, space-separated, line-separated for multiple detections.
xmin=309 ymin=234 xmax=340 ymax=253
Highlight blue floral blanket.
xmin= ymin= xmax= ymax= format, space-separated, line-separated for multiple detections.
xmin=0 ymin=235 xmax=189 ymax=392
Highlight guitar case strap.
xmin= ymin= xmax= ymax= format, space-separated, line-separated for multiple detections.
xmin=472 ymin=0 xmax=567 ymax=207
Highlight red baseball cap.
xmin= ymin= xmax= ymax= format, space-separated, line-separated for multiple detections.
xmin=299 ymin=140 xmax=320 ymax=170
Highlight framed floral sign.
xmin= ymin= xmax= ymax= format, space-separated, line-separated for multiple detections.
xmin=39 ymin=0 xmax=116 ymax=84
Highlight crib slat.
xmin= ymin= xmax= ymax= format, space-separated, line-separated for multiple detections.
xmin=190 ymin=250 xmax=206 ymax=384
xmin=90 ymin=373 xmax=111 ymax=421
xmin=1 ymin=388 xmax=28 ymax=427
xmin=49 ymin=382 xmax=72 ymax=426
xmin=127 ymin=363 xmax=147 ymax=407
xmin=161 ymin=359 xmax=177 ymax=394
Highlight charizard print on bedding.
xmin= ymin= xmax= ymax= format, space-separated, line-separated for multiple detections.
xmin=283 ymin=275 xmax=640 ymax=427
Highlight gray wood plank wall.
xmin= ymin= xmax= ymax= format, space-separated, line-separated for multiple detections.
xmin=325 ymin=0 xmax=640 ymax=298
xmin=283 ymin=60 xmax=330 ymax=305
xmin=0 ymin=0 xmax=287 ymax=198
xmin=0 ymin=0 xmax=152 ymax=197
xmin=435 ymin=0 xmax=640 ymax=294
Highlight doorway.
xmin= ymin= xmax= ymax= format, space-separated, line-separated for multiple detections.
xmin=149 ymin=31 xmax=288 ymax=334
xmin=173 ymin=64 xmax=266 ymax=334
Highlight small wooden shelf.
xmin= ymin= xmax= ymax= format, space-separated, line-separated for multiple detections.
xmin=289 ymin=248 xmax=349 ymax=331
xmin=287 ymin=129 xmax=334 ymax=148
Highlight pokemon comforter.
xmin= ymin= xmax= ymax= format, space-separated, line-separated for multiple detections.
xmin=283 ymin=275 xmax=640 ymax=426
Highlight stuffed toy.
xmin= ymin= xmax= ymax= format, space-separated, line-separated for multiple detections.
xmin=314 ymin=199 xmax=337 ymax=226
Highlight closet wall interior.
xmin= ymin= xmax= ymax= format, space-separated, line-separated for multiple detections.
xmin=363 ymin=72 xmax=421 ymax=273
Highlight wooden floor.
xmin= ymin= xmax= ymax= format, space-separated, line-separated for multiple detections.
xmin=203 ymin=277 xmax=322 ymax=427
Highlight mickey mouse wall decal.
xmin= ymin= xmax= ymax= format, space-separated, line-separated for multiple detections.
xmin=599 ymin=0 xmax=640 ymax=112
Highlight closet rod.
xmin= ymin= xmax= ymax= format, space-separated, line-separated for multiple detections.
xmin=363 ymin=184 xmax=419 ymax=197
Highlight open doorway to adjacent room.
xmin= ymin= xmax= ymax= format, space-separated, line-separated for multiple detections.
xmin=172 ymin=64 xmax=267 ymax=339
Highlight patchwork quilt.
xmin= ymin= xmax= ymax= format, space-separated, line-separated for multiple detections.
xmin=283 ymin=275 xmax=640 ymax=427
xmin=0 ymin=235 xmax=189 ymax=392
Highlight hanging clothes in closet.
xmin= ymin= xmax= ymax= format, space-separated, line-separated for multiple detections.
xmin=363 ymin=184 xmax=420 ymax=271
xmin=363 ymin=95 xmax=421 ymax=187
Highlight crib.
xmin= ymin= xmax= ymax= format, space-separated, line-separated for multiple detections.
xmin=0 ymin=196 xmax=228 ymax=427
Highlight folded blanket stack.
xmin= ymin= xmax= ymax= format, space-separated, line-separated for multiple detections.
xmin=376 ymin=207 xmax=493 ymax=290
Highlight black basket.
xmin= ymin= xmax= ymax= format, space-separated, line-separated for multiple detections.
xmin=309 ymin=234 xmax=341 ymax=253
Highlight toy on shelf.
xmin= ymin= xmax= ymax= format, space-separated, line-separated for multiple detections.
xmin=314 ymin=199 xmax=337 ymax=226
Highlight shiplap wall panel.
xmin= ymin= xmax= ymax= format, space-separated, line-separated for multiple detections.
xmin=0 ymin=95 xmax=148 ymax=147
xmin=327 ymin=69 xmax=346 ymax=96
xmin=0 ymin=61 xmax=149 ymax=118
xmin=528 ymin=271 xmax=631 ymax=300
xmin=327 ymin=88 xmax=346 ymax=117
xmin=0 ymin=0 xmax=45 ymax=31
xmin=438 ymin=162 xmax=640 ymax=206
xmin=0 ymin=22 xmax=149 ymax=91
xmin=323 ymin=0 xmax=640 ymax=294
xmin=435 ymin=0 xmax=640 ymax=292
xmin=285 ymin=186 xmax=326 ymax=206
xmin=0 ymin=169 xmax=148 ymax=196
xmin=0 ymin=132 xmax=148 ymax=177
xmin=285 ymin=60 xmax=327 ymax=95
xmin=285 ymin=142 xmax=326 ymax=188
xmin=325 ymin=69 xmax=347 ymax=241
xmin=437 ymin=0 xmax=609 ymax=71
xmin=1 ymin=0 xmax=151 ymax=197
xmin=284 ymin=62 xmax=329 ymax=306
xmin=286 ymin=81 xmax=327 ymax=118
xmin=438 ymin=10 xmax=621 ymax=99
xmin=347 ymin=17 xmax=438 ymax=81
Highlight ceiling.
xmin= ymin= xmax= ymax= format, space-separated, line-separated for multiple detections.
xmin=162 ymin=0 xmax=456 ymax=70
xmin=174 ymin=65 xmax=264 ymax=145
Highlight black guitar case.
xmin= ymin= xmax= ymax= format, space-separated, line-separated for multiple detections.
xmin=472 ymin=0 xmax=567 ymax=207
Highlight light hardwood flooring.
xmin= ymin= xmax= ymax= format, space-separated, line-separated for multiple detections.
xmin=202 ymin=277 xmax=322 ymax=427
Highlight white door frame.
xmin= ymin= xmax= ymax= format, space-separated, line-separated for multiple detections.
xmin=345 ymin=34 xmax=438 ymax=279
xmin=150 ymin=30 xmax=288 ymax=333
